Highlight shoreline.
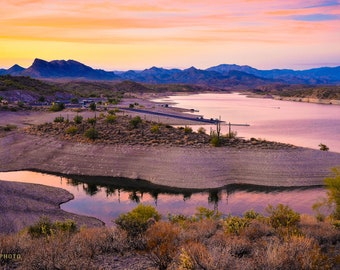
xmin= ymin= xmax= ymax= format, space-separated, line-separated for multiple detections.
xmin=1 ymin=131 xmax=340 ymax=189
xmin=0 ymin=180 xmax=104 ymax=234
xmin=1 ymin=93 xmax=340 ymax=234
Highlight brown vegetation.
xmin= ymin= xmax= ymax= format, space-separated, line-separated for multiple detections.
xmin=1 ymin=205 xmax=339 ymax=269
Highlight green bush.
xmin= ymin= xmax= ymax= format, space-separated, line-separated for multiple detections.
xmin=184 ymin=126 xmax=192 ymax=134
xmin=84 ymin=127 xmax=98 ymax=140
xmin=89 ymin=102 xmax=96 ymax=111
xmin=224 ymin=216 xmax=250 ymax=235
xmin=73 ymin=114 xmax=83 ymax=124
xmin=210 ymin=133 xmax=221 ymax=147
xmin=324 ymin=167 xmax=340 ymax=220
xmin=87 ymin=117 xmax=96 ymax=125
xmin=243 ymin=209 xmax=263 ymax=220
xmin=266 ymin=204 xmax=300 ymax=234
xmin=194 ymin=206 xmax=221 ymax=221
xmin=49 ymin=102 xmax=65 ymax=112
xmin=53 ymin=116 xmax=64 ymax=123
xmin=115 ymin=204 xmax=161 ymax=237
xmin=105 ymin=114 xmax=116 ymax=124
xmin=150 ymin=124 xmax=160 ymax=134
xmin=28 ymin=217 xmax=77 ymax=238
xmin=65 ymin=125 xmax=78 ymax=135
xmin=130 ymin=116 xmax=142 ymax=128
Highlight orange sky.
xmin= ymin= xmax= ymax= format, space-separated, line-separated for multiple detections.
xmin=1 ymin=0 xmax=340 ymax=70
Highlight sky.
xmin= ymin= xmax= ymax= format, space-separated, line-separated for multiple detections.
xmin=1 ymin=0 xmax=340 ymax=71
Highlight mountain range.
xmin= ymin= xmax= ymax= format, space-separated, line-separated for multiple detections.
xmin=1 ymin=58 xmax=340 ymax=87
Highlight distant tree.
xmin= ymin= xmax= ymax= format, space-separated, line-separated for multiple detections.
xmin=89 ymin=102 xmax=96 ymax=111
xmin=319 ymin=143 xmax=329 ymax=151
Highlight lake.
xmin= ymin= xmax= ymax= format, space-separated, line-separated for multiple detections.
xmin=1 ymin=93 xmax=338 ymax=224
xmin=0 ymin=170 xmax=327 ymax=225
xmin=155 ymin=93 xmax=340 ymax=153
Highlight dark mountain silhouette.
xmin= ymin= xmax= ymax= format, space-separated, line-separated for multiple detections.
xmin=1 ymin=59 xmax=340 ymax=86
xmin=0 ymin=64 xmax=25 ymax=76
xmin=21 ymin=59 xmax=119 ymax=80
xmin=207 ymin=64 xmax=340 ymax=84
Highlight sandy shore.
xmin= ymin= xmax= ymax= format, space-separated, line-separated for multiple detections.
xmin=0 ymin=180 xmax=104 ymax=234
xmin=1 ymin=131 xmax=340 ymax=189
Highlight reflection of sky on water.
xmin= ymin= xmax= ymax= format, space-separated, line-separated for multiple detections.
xmin=155 ymin=93 xmax=340 ymax=152
xmin=0 ymin=171 xmax=327 ymax=226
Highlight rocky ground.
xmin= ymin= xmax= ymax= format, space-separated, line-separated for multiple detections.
xmin=24 ymin=111 xmax=296 ymax=150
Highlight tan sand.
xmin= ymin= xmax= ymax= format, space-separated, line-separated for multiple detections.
xmin=1 ymin=131 xmax=340 ymax=189
xmin=0 ymin=180 xmax=104 ymax=234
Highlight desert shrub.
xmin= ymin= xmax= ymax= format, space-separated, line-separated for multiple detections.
xmin=65 ymin=125 xmax=78 ymax=135
xmin=84 ymin=127 xmax=98 ymax=140
xmin=73 ymin=114 xmax=83 ymax=124
xmin=197 ymin=127 xmax=206 ymax=134
xmin=242 ymin=219 xmax=273 ymax=240
xmin=324 ymin=167 xmax=340 ymax=220
xmin=105 ymin=114 xmax=116 ymax=124
xmin=49 ymin=102 xmax=65 ymax=112
xmin=243 ymin=209 xmax=263 ymax=220
xmin=224 ymin=216 xmax=250 ymax=235
xmin=27 ymin=217 xmax=77 ymax=238
xmin=150 ymin=124 xmax=160 ymax=134
xmin=184 ymin=125 xmax=192 ymax=134
xmin=178 ymin=242 xmax=212 ymax=270
xmin=130 ymin=116 xmax=142 ymax=128
xmin=168 ymin=214 xmax=195 ymax=227
xmin=89 ymin=102 xmax=96 ymax=111
xmin=210 ymin=132 xmax=221 ymax=147
xmin=107 ymin=109 xmax=116 ymax=115
xmin=146 ymin=221 xmax=180 ymax=270
xmin=266 ymin=204 xmax=300 ymax=235
xmin=258 ymin=236 xmax=331 ymax=270
xmin=115 ymin=204 xmax=161 ymax=238
xmin=194 ymin=206 xmax=221 ymax=221
xmin=53 ymin=115 xmax=64 ymax=123
xmin=226 ymin=130 xmax=238 ymax=139
xmin=87 ymin=117 xmax=96 ymax=125
xmin=319 ymin=143 xmax=329 ymax=151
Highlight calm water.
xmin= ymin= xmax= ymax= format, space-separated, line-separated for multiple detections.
xmin=1 ymin=94 xmax=337 ymax=224
xmin=155 ymin=93 xmax=340 ymax=153
xmin=0 ymin=171 xmax=327 ymax=225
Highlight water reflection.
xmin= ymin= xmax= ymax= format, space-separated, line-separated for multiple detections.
xmin=0 ymin=171 xmax=327 ymax=225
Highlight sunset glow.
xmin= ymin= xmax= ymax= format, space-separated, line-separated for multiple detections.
xmin=1 ymin=0 xmax=340 ymax=70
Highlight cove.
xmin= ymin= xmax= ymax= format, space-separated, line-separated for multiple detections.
xmin=0 ymin=171 xmax=327 ymax=225
xmin=154 ymin=93 xmax=340 ymax=153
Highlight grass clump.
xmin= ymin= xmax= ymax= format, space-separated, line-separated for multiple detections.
xmin=65 ymin=125 xmax=78 ymax=135
xmin=150 ymin=124 xmax=161 ymax=134
xmin=105 ymin=114 xmax=116 ymax=124
xmin=53 ymin=115 xmax=64 ymax=123
xmin=73 ymin=114 xmax=83 ymax=124
xmin=49 ymin=102 xmax=65 ymax=112
xmin=129 ymin=116 xmax=142 ymax=128
xmin=84 ymin=127 xmax=98 ymax=140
